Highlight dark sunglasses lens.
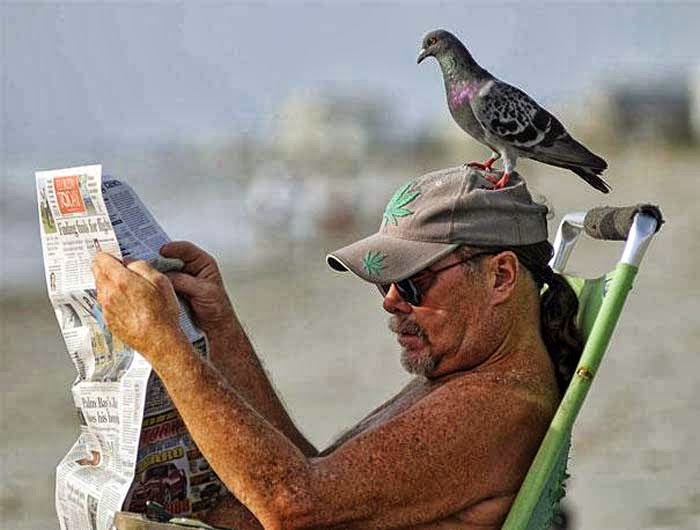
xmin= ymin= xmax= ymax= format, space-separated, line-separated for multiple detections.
xmin=396 ymin=279 xmax=421 ymax=306
xmin=377 ymin=281 xmax=421 ymax=305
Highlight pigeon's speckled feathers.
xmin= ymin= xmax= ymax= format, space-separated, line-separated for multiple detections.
xmin=418 ymin=29 xmax=611 ymax=193
xmin=472 ymin=81 xmax=609 ymax=192
xmin=472 ymin=82 xmax=561 ymax=149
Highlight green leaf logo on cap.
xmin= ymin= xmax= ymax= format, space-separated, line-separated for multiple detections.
xmin=362 ymin=250 xmax=386 ymax=276
xmin=383 ymin=181 xmax=420 ymax=226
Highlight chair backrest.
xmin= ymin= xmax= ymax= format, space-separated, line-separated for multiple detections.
xmin=567 ymin=272 xmax=615 ymax=340
xmin=501 ymin=205 xmax=663 ymax=530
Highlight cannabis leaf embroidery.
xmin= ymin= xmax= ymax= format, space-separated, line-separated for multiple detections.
xmin=383 ymin=182 xmax=420 ymax=226
xmin=362 ymin=250 xmax=386 ymax=276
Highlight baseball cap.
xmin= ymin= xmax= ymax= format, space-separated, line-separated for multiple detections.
xmin=326 ymin=166 xmax=549 ymax=284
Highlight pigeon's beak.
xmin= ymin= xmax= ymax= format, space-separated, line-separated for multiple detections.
xmin=417 ymin=48 xmax=431 ymax=64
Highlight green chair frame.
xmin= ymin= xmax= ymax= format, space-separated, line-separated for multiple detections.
xmin=502 ymin=207 xmax=662 ymax=530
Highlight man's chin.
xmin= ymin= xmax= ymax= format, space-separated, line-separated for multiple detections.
xmin=400 ymin=345 xmax=437 ymax=376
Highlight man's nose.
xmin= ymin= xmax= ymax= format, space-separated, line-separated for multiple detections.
xmin=382 ymin=284 xmax=413 ymax=314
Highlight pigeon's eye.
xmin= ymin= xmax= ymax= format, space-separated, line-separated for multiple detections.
xmin=427 ymin=37 xmax=437 ymax=46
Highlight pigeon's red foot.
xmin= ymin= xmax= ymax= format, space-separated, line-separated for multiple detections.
xmin=493 ymin=172 xmax=511 ymax=189
xmin=466 ymin=157 xmax=497 ymax=171
xmin=483 ymin=173 xmax=500 ymax=184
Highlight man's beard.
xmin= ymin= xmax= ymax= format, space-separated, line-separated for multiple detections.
xmin=388 ymin=316 xmax=437 ymax=376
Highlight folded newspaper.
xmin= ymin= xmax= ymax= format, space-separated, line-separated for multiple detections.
xmin=36 ymin=165 xmax=228 ymax=530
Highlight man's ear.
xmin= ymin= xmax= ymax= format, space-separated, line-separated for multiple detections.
xmin=489 ymin=252 xmax=519 ymax=305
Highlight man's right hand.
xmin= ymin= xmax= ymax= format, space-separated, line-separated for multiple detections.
xmin=159 ymin=241 xmax=235 ymax=334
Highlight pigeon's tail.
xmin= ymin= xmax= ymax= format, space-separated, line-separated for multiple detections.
xmin=529 ymin=137 xmax=611 ymax=193
xmin=565 ymin=164 xmax=611 ymax=194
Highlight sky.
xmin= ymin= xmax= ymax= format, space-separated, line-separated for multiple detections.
xmin=2 ymin=1 xmax=699 ymax=169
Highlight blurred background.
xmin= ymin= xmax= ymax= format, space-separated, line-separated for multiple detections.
xmin=2 ymin=2 xmax=699 ymax=529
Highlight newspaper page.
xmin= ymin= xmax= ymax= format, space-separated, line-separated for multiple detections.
xmin=36 ymin=165 xmax=227 ymax=530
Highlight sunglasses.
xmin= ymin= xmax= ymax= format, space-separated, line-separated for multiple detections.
xmin=377 ymin=251 xmax=498 ymax=306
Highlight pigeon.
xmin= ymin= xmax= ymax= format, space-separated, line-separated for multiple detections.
xmin=417 ymin=29 xmax=610 ymax=193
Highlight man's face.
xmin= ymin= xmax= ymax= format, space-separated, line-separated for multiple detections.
xmin=384 ymin=252 xmax=495 ymax=378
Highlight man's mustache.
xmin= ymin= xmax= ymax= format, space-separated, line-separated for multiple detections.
xmin=388 ymin=316 xmax=425 ymax=337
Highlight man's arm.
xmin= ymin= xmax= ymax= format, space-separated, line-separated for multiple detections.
xmin=92 ymin=254 xmax=549 ymax=529
xmin=148 ymin=336 xmax=543 ymax=529
xmin=160 ymin=241 xmax=317 ymax=457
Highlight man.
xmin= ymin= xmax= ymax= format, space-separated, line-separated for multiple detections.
xmin=93 ymin=167 xmax=580 ymax=529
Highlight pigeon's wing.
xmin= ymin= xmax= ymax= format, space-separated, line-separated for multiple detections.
xmin=470 ymin=81 xmax=605 ymax=169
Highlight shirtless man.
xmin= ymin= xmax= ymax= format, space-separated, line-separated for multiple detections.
xmin=92 ymin=167 xmax=582 ymax=529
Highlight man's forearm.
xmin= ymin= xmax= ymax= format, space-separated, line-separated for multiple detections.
xmin=154 ymin=333 xmax=315 ymax=529
xmin=205 ymin=314 xmax=318 ymax=457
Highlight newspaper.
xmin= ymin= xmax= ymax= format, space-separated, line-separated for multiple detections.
xmin=36 ymin=165 xmax=228 ymax=530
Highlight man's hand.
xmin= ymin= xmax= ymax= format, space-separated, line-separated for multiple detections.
xmin=159 ymin=241 xmax=235 ymax=334
xmin=92 ymin=252 xmax=183 ymax=359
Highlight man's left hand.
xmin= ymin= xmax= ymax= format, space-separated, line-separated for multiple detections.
xmin=92 ymin=252 xmax=183 ymax=361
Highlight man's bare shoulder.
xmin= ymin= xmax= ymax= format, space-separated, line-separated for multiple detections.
xmin=437 ymin=364 xmax=559 ymax=416
xmin=303 ymin=364 xmax=558 ymax=529
xmin=325 ymin=363 xmax=557 ymax=457
xmin=417 ymin=367 xmax=557 ymax=442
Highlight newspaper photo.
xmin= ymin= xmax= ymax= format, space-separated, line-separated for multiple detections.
xmin=35 ymin=165 xmax=228 ymax=530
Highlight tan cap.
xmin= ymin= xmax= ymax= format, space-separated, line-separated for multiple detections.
xmin=326 ymin=166 xmax=548 ymax=284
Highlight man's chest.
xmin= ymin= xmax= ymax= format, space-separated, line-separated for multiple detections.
xmin=322 ymin=379 xmax=435 ymax=454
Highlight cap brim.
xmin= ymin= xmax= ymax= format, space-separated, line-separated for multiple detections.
xmin=326 ymin=232 xmax=459 ymax=284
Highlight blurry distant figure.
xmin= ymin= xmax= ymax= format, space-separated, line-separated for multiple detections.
xmin=244 ymin=168 xmax=302 ymax=238
xmin=418 ymin=29 xmax=610 ymax=193
xmin=245 ymin=168 xmax=356 ymax=242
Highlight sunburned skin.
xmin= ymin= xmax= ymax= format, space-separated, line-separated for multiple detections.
xmin=92 ymin=243 xmax=561 ymax=530
xmin=207 ymin=354 xmax=559 ymax=530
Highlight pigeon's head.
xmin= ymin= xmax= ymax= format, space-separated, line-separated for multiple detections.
xmin=417 ymin=29 xmax=463 ymax=64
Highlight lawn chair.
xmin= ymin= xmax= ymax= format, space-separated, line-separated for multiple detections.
xmin=502 ymin=204 xmax=664 ymax=530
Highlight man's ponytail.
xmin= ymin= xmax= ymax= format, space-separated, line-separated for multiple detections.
xmin=510 ymin=242 xmax=584 ymax=394
xmin=540 ymin=271 xmax=584 ymax=393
